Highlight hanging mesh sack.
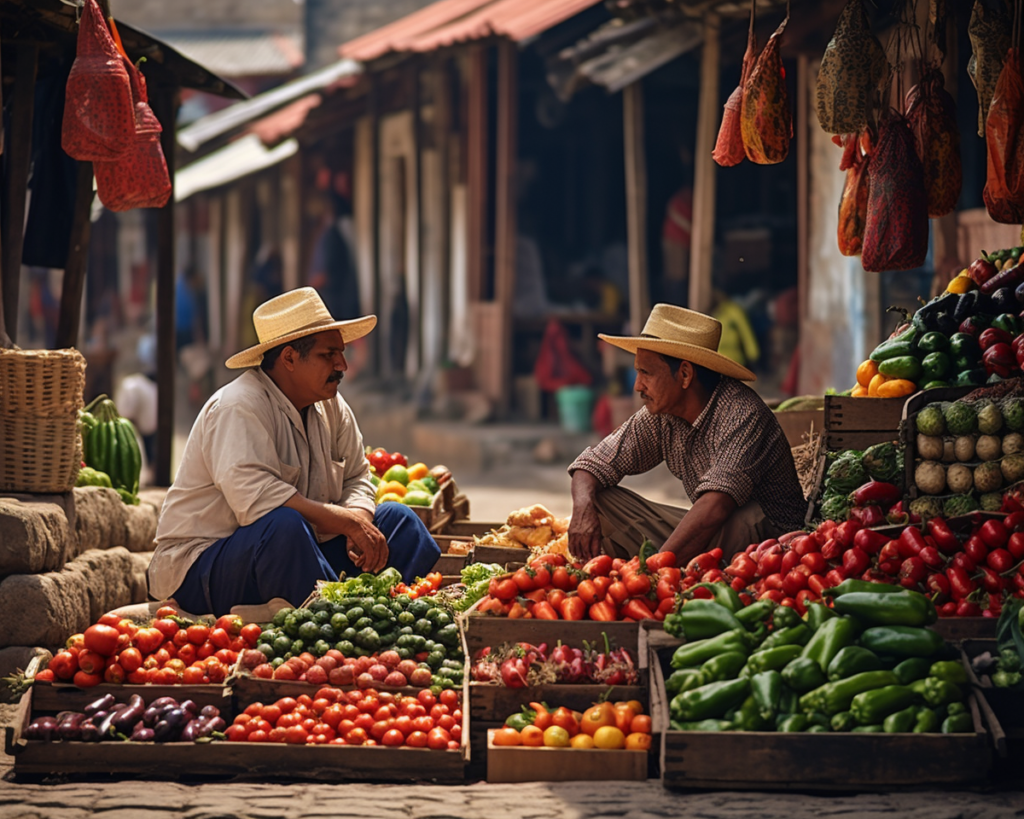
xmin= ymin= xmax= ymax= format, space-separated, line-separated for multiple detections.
xmin=94 ymin=59 xmax=171 ymax=211
xmin=983 ymin=48 xmax=1024 ymax=223
xmin=969 ymin=0 xmax=1012 ymax=137
xmin=837 ymin=131 xmax=872 ymax=256
xmin=815 ymin=0 xmax=889 ymax=135
xmin=61 ymin=0 xmax=134 ymax=162
xmin=713 ymin=0 xmax=757 ymax=167
xmin=740 ymin=4 xmax=793 ymax=165
xmin=861 ymin=113 xmax=929 ymax=272
xmin=905 ymin=69 xmax=962 ymax=218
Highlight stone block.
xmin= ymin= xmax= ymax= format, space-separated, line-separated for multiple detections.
xmin=0 ymin=547 xmax=135 ymax=649
xmin=72 ymin=487 xmax=127 ymax=556
xmin=0 ymin=499 xmax=70 ymax=576
xmin=129 ymin=551 xmax=153 ymax=604
xmin=123 ymin=503 xmax=158 ymax=553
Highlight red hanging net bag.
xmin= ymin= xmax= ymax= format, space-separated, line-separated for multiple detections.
xmin=740 ymin=2 xmax=793 ymax=165
xmin=905 ymin=68 xmax=962 ymax=218
xmin=61 ymin=0 xmax=134 ymax=162
xmin=713 ymin=0 xmax=757 ymax=168
xmin=861 ymin=112 xmax=929 ymax=272
xmin=836 ymin=131 xmax=873 ymax=257
xmin=95 ymin=60 xmax=171 ymax=211
xmin=984 ymin=43 xmax=1024 ymax=224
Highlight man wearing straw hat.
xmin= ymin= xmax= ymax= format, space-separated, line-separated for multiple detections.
xmin=567 ymin=304 xmax=805 ymax=564
xmin=149 ymin=288 xmax=440 ymax=616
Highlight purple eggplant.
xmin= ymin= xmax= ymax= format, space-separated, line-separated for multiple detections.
xmin=84 ymin=693 xmax=116 ymax=716
xmin=79 ymin=717 xmax=103 ymax=743
xmin=111 ymin=695 xmax=145 ymax=734
xmin=130 ymin=725 xmax=155 ymax=742
xmin=57 ymin=712 xmax=87 ymax=741
xmin=96 ymin=706 xmax=127 ymax=740
xmin=148 ymin=696 xmax=178 ymax=710
xmin=25 ymin=717 xmax=59 ymax=742
xmin=153 ymin=707 xmax=189 ymax=742
xmin=178 ymin=699 xmax=199 ymax=716
xmin=179 ymin=717 xmax=204 ymax=743
xmin=143 ymin=702 xmax=176 ymax=727
xmin=199 ymin=716 xmax=225 ymax=737
xmin=199 ymin=705 xmax=220 ymax=719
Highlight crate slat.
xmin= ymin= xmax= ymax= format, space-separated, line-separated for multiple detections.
xmin=469 ymin=683 xmax=646 ymax=723
xmin=825 ymin=395 xmax=907 ymax=432
xmin=485 ymin=731 xmax=648 ymax=782
xmin=30 ymin=682 xmax=233 ymax=713
xmin=460 ymin=614 xmax=639 ymax=659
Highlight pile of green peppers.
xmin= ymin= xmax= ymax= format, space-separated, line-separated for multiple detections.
xmin=666 ymin=582 xmax=974 ymax=734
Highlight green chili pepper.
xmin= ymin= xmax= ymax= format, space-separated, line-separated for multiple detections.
xmin=850 ymin=685 xmax=915 ymax=726
xmin=665 ymin=668 xmax=705 ymax=698
xmin=827 ymin=646 xmax=883 ymax=681
xmin=701 ymin=651 xmax=748 ymax=684
xmin=671 ymin=678 xmax=750 ymax=722
xmin=830 ymin=711 xmax=856 ymax=732
xmin=947 ymin=701 xmax=967 ymax=717
xmin=832 ymin=590 xmax=937 ymax=627
xmin=695 ymin=582 xmax=743 ymax=613
xmin=733 ymin=694 xmax=770 ymax=731
xmin=743 ymin=644 xmax=803 ymax=676
xmin=756 ymin=624 xmax=811 ymax=652
xmin=858 ymin=626 xmax=944 ymax=659
xmin=734 ymin=599 xmax=776 ymax=628
xmin=801 ymin=616 xmax=859 ymax=673
xmin=782 ymin=657 xmax=827 ymax=693
xmin=750 ymin=670 xmax=782 ymax=722
xmin=803 ymin=601 xmax=836 ymax=632
xmin=922 ymin=678 xmax=962 ymax=708
xmin=941 ymin=712 xmax=973 ymax=734
xmin=882 ymin=705 xmax=918 ymax=733
xmin=665 ymin=601 xmax=744 ymax=642
xmin=773 ymin=606 xmax=802 ymax=629
xmin=671 ymin=719 xmax=735 ymax=732
xmin=777 ymin=713 xmax=809 ymax=732
xmin=670 ymin=629 xmax=752 ymax=669
xmin=893 ymin=657 xmax=932 ymax=685
xmin=806 ymin=724 xmax=829 ymax=733
xmin=823 ymin=579 xmax=905 ymax=597
xmin=913 ymin=706 xmax=940 ymax=733
xmin=851 ymin=724 xmax=885 ymax=733
xmin=799 ymin=670 xmax=900 ymax=715
xmin=929 ymin=660 xmax=968 ymax=685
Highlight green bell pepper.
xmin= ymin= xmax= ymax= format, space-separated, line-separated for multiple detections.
xmin=947 ymin=702 xmax=967 ymax=716
xmin=671 ymin=719 xmax=735 ymax=732
xmin=696 ymin=582 xmax=743 ymax=613
xmin=670 ymin=629 xmax=752 ymax=669
xmin=505 ymin=711 xmax=534 ymax=731
xmin=807 ymin=711 xmax=831 ymax=729
xmin=773 ymin=606 xmax=802 ymax=629
xmin=827 ymin=646 xmax=883 ymax=681
xmin=750 ymin=670 xmax=782 ymax=722
xmin=743 ymin=644 xmax=803 ymax=675
xmin=929 ymin=660 xmax=968 ymax=685
xmin=830 ymin=711 xmax=856 ymax=732
xmin=801 ymin=616 xmax=859 ymax=673
xmin=671 ymin=678 xmax=750 ymax=722
xmin=701 ymin=651 xmax=748 ymax=684
xmin=893 ymin=657 xmax=932 ymax=685
xmin=734 ymin=694 xmax=770 ymax=731
xmin=851 ymin=724 xmax=885 ymax=733
xmin=778 ymin=686 xmax=799 ymax=716
xmin=782 ymin=657 xmax=827 ymax=693
xmin=858 ymin=626 xmax=944 ymax=659
xmin=734 ymin=599 xmax=776 ymax=628
xmin=916 ymin=331 xmax=949 ymax=354
xmin=76 ymin=466 xmax=113 ymax=488
xmin=913 ymin=707 xmax=941 ymax=733
xmin=665 ymin=601 xmax=745 ymax=643
xmin=832 ymin=590 xmax=937 ymax=627
xmin=665 ymin=668 xmax=705 ymax=698
xmin=922 ymin=677 xmax=962 ymax=708
xmin=941 ymin=712 xmax=973 ymax=734
xmin=776 ymin=713 xmax=809 ymax=732
xmin=850 ymin=685 xmax=915 ymax=726
xmin=799 ymin=670 xmax=900 ymax=715
xmin=806 ymin=724 xmax=829 ymax=733
xmin=882 ymin=705 xmax=918 ymax=733
xmin=803 ymin=602 xmax=835 ymax=632
xmin=756 ymin=624 xmax=811 ymax=652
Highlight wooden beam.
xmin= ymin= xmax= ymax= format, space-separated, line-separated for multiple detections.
xmin=2 ymin=44 xmax=38 ymax=342
xmin=796 ymin=54 xmax=808 ymax=327
xmin=433 ymin=60 xmax=452 ymax=354
xmin=412 ymin=61 xmax=423 ymax=374
xmin=0 ymin=35 xmax=5 ymax=347
xmin=494 ymin=40 xmax=518 ymax=414
xmin=688 ymin=13 xmax=719 ymax=316
xmin=369 ymin=74 xmax=382 ymax=373
xmin=466 ymin=44 xmax=488 ymax=303
xmin=623 ymin=82 xmax=649 ymax=336
xmin=207 ymin=193 xmax=223 ymax=356
xmin=54 ymin=161 xmax=95 ymax=349
xmin=151 ymin=84 xmax=178 ymax=488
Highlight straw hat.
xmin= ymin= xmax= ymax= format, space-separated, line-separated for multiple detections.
xmin=225 ymin=287 xmax=377 ymax=369
xmin=599 ymin=303 xmax=756 ymax=382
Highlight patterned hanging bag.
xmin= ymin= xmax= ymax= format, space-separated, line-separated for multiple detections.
xmin=713 ymin=0 xmax=757 ymax=167
xmin=836 ymin=130 xmax=873 ymax=256
xmin=969 ymin=0 xmax=1013 ymax=137
xmin=983 ymin=1 xmax=1024 ymax=223
xmin=740 ymin=0 xmax=793 ymax=165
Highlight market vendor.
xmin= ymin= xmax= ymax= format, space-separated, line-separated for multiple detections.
xmin=149 ymin=287 xmax=440 ymax=615
xmin=567 ymin=303 xmax=805 ymax=564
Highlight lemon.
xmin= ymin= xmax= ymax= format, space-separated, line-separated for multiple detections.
xmin=592 ymin=725 xmax=626 ymax=750
xmin=542 ymin=726 xmax=571 ymax=748
xmin=382 ymin=465 xmax=410 ymax=486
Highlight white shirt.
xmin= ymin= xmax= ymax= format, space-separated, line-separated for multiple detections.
xmin=149 ymin=369 xmax=376 ymax=600
xmin=115 ymin=374 xmax=158 ymax=436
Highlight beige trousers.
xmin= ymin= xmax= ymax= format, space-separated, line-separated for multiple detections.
xmin=591 ymin=486 xmax=777 ymax=560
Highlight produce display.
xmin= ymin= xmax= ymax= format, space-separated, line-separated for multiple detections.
xmin=969 ymin=600 xmax=1024 ymax=689
xmin=911 ymin=386 xmax=1024 ymax=513
xmin=853 ymin=244 xmax=1024 ymax=397
xmin=367 ymin=446 xmax=452 ymax=509
xmin=448 ymin=504 xmax=570 ymax=557
xmin=677 ymin=512 xmax=1024 ymax=619
xmin=814 ymin=442 xmax=903 ymax=523
xmin=473 ymin=547 xmax=679 ymax=622
xmin=77 ymin=394 xmax=143 ymax=504
xmin=664 ymin=595 xmax=974 ymax=734
xmin=471 ymin=638 xmax=639 ymax=687
xmin=491 ymin=699 xmax=652 ymax=750
xmin=34 ymin=607 xmax=258 ymax=687
xmin=24 ymin=694 xmax=226 ymax=744
xmin=225 ymin=686 xmax=463 ymax=747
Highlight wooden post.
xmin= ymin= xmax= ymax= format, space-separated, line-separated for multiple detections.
xmin=494 ymin=40 xmax=518 ymax=414
xmin=207 ymin=193 xmax=223 ymax=358
xmin=623 ymin=82 xmax=649 ymax=335
xmin=688 ymin=13 xmax=719 ymax=316
xmin=412 ymin=62 xmax=424 ymax=373
xmin=796 ymin=54 xmax=808 ymax=328
xmin=466 ymin=45 xmax=488 ymax=303
xmin=151 ymin=84 xmax=178 ymax=487
xmin=369 ymin=74 xmax=382 ymax=372
xmin=434 ymin=60 xmax=452 ymax=353
xmin=55 ymin=161 xmax=95 ymax=349
xmin=2 ymin=44 xmax=38 ymax=342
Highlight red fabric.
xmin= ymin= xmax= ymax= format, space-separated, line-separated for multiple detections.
xmin=61 ymin=0 xmax=134 ymax=162
xmin=837 ymin=131 xmax=872 ymax=257
xmin=983 ymin=49 xmax=1024 ymax=225
xmin=94 ymin=60 xmax=171 ymax=212
xmin=661 ymin=188 xmax=693 ymax=247
xmin=534 ymin=320 xmax=592 ymax=392
xmin=906 ymin=69 xmax=962 ymax=218
xmin=740 ymin=13 xmax=792 ymax=165
xmin=861 ymin=113 xmax=929 ymax=272
xmin=713 ymin=25 xmax=757 ymax=168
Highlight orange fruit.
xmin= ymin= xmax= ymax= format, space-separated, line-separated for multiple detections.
xmin=630 ymin=714 xmax=652 ymax=734
xmin=625 ymin=732 xmax=652 ymax=751
xmin=520 ymin=725 xmax=544 ymax=747
xmin=593 ymin=725 xmax=626 ymax=750
xmin=867 ymin=372 xmax=888 ymax=397
xmin=570 ymin=733 xmax=595 ymax=749
xmin=856 ymin=359 xmax=879 ymax=388
xmin=407 ymin=462 xmax=429 ymax=481
xmin=491 ymin=727 xmax=521 ymax=747
xmin=376 ymin=481 xmax=407 ymax=500
xmin=851 ymin=384 xmax=869 ymax=397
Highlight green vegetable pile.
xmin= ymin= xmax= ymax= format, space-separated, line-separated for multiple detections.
xmin=78 ymin=394 xmax=142 ymax=505
xmin=256 ymin=594 xmax=464 ymax=689
xmin=320 ymin=568 xmax=403 ymax=601
xmin=974 ymin=599 xmax=1024 ymax=689
xmin=664 ymin=584 xmax=974 ymax=734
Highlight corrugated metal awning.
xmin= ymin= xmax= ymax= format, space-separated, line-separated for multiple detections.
xmin=157 ymin=29 xmax=304 ymax=78
xmin=340 ymin=0 xmax=604 ymax=62
xmin=175 ymin=134 xmax=297 ymax=202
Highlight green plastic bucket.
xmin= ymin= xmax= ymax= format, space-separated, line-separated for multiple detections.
xmin=556 ymin=386 xmax=594 ymax=433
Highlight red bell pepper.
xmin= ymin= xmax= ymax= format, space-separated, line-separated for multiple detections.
xmin=899 ymin=556 xmax=927 ymax=583
xmin=956 ymin=599 xmax=982 ymax=617
xmin=926 ymin=572 xmax=950 ymax=603
xmin=835 ymin=520 xmax=863 ymax=548
xmin=588 ymin=601 xmax=618 ymax=621
xmin=621 ymin=598 xmax=654 ymax=620
xmin=841 ymin=547 xmax=870 ymax=577
xmin=854 ymin=528 xmax=889 ymax=555
xmin=978 ymin=566 xmax=1007 ymax=594
xmin=852 ymin=481 xmax=902 ymax=508
xmin=926 ymin=518 xmax=961 ymax=554
xmin=825 ymin=568 xmax=846 ymax=587
xmin=983 ymin=343 xmax=1016 ymax=377
xmin=917 ymin=545 xmax=945 ymax=569
xmin=897 ymin=526 xmax=927 ymax=558
xmin=821 ymin=538 xmax=843 ymax=561
xmin=947 ymin=565 xmax=976 ymax=600
xmin=849 ymin=505 xmax=885 ymax=528
xmin=978 ymin=519 xmax=1010 ymax=549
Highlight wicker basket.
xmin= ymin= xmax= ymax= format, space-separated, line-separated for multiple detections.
xmin=0 ymin=348 xmax=86 ymax=415
xmin=0 ymin=348 xmax=85 ymax=493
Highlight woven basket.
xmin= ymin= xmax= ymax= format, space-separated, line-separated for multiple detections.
xmin=0 ymin=348 xmax=86 ymax=415
xmin=0 ymin=413 xmax=81 ymax=493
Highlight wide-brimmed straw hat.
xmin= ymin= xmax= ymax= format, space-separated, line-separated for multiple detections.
xmin=599 ymin=303 xmax=756 ymax=382
xmin=225 ymin=287 xmax=377 ymax=369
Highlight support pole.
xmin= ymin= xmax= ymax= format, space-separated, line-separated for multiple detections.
xmin=494 ymin=40 xmax=518 ymax=415
xmin=55 ymin=161 xmax=96 ymax=348
xmin=688 ymin=13 xmax=719 ymax=316
xmin=623 ymin=82 xmax=649 ymax=335
xmin=466 ymin=45 xmax=488 ymax=303
xmin=796 ymin=54 xmax=808 ymax=330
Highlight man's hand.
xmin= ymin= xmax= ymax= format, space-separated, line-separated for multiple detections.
xmin=284 ymin=494 xmax=389 ymax=572
xmin=567 ymin=503 xmax=602 ymax=560
xmin=342 ymin=512 xmax=389 ymax=573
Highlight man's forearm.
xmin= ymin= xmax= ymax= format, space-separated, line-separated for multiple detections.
xmin=570 ymin=469 xmax=602 ymax=510
xmin=661 ymin=491 xmax=736 ymax=564
xmin=284 ymin=492 xmax=371 ymax=536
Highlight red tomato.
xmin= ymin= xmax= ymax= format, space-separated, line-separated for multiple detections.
xmin=77 ymin=649 xmax=105 ymax=676
xmin=345 ymin=727 xmax=368 ymax=746
xmin=417 ymin=690 xmax=436 ymax=708
xmin=187 ymin=624 xmax=210 ymax=645
xmin=225 ymin=724 xmax=248 ymax=742
xmin=182 ymin=666 xmax=205 ymax=684
xmin=103 ymin=662 xmax=126 ymax=684
xmin=284 ymin=725 xmax=308 ymax=744
xmin=209 ymin=628 xmax=231 ymax=649
xmin=34 ymin=669 xmax=56 ymax=683
xmin=152 ymin=619 xmax=178 ymax=639
xmin=83 ymin=624 xmax=120 ymax=656
xmin=49 ymin=651 xmax=78 ymax=680
xmin=439 ymin=689 xmax=459 ymax=710
xmin=240 ymin=623 xmax=263 ymax=647
xmin=176 ymin=644 xmax=197 ymax=666
xmin=406 ymin=730 xmax=429 ymax=747
xmin=427 ymin=727 xmax=451 ymax=749
xmin=382 ymin=729 xmax=405 ymax=747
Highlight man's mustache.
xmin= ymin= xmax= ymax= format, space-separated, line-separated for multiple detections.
xmin=328 ymin=372 xmax=344 ymax=383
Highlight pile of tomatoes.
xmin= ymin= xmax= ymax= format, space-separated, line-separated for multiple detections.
xmin=366 ymin=447 xmax=408 ymax=476
xmin=36 ymin=607 xmax=261 ymax=688
xmin=392 ymin=572 xmax=443 ymax=600
xmin=242 ymin=648 xmax=435 ymax=688
xmin=475 ymin=551 xmax=680 ymax=621
xmin=491 ymin=699 xmax=652 ymax=750
xmin=225 ymin=686 xmax=463 ymax=748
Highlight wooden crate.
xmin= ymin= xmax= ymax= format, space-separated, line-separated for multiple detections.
xmin=775 ymin=409 xmax=824 ymax=448
xmin=6 ymin=686 xmax=468 ymax=783
xmin=648 ymin=641 xmax=993 ymax=791
xmin=485 ymin=730 xmax=648 ymax=782
xmin=930 ymin=618 xmax=997 ymax=641
xmin=825 ymin=395 xmax=908 ymax=432
xmin=459 ymin=612 xmax=639 ymax=660
xmin=901 ymin=386 xmax=975 ymax=500
xmin=30 ymin=681 xmax=232 ymax=713
xmin=469 ymin=683 xmax=646 ymax=724
xmin=962 ymin=639 xmax=1024 ymax=741
xmin=471 ymin=544 xmax=531 ymax=568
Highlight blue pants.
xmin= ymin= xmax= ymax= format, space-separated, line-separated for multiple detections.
xmin=172 ymin=504 xmax=440 ymax=616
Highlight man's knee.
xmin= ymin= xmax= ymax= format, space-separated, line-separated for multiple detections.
xmin=374 ymin=501 xmax=419 ymax=532
xmin=375 ymin=503 xmax=440 ymax=558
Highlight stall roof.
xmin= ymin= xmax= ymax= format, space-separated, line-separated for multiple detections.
xmin=156 ymin=29 xmax=304 ymax=78
xmin=339 ymin=0 xmax=604 ymax=62
xmin=175 ymin=133 xmax=298 ymax=202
